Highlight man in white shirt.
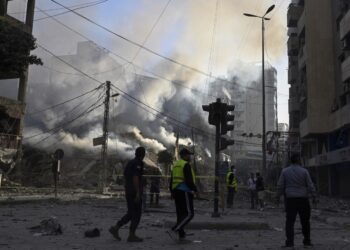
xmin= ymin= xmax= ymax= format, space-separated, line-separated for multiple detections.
xmin=276 ymin=154 xmax=316 ymax=248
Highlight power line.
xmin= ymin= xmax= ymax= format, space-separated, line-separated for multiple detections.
xmin=49 ymin=0 xmax=289 ymax=97
xmin=25 ymin=96 xmax=105 ymax=142
xmin=36 ymin=5 xmax=288 ymax=100
xmin=26 ymin=83 xmax=104 ymax=115
xmin=27 ymin=87 xmax=104 ymax=123
xmin=9 ymin=0 xmax=106 ymax=15
xmin=35 ymin=43 xmax=263 ymax=148
xmin=34 ymin=0 xmax=109 ymax=22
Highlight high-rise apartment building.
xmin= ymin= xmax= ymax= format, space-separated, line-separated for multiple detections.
xmin=287 ymin=0 xmax=350 ymax=196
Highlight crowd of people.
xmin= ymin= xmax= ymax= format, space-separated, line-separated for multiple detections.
xmin=109 ymin=146 xmax=316 ymax=248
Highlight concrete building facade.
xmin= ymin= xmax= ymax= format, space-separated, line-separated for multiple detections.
xmin=0 ymin=0 xmax=35 ymax=167
xmin=287 ymin=0 xmax=350 ymax=197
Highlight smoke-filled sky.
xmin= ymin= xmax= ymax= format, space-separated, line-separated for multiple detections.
xmin=2 ymin=0 xmax=290 ymax=157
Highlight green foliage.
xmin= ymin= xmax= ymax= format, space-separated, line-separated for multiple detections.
xmin=0 ymin=18 xmax=42 ymax=78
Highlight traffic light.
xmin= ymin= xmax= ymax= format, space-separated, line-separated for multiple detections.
xmin=220 ymin=137 xmax=235 ymax=151
xmin=220 ymin=103 xmax=235 ymax=135
xmin=202 ymin=100 xmax=222 ymax=126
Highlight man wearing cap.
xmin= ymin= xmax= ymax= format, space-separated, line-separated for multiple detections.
xmin=168 ymin=148 xmax=197 ymax=242
xmin=109 ymin=146 xmax=146 ymax=242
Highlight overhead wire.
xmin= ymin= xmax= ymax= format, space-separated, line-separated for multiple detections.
xmin=9 ymin=0 xmax=106 ymax=15
xmin=49 ymin=0 xmax=289 ymax=97
xmin=26 ymin=95 xmax=105 ymax=143
xmin=26 ymin=83 xmax=104 ymax=115
xmin=27 ymin=86 xmax=104 ymax=123
xmin=205 ymin=0 xmax=220 ymax=100
xmin=35 ymin=41 xmax=263 ymax=147
xmin=34 ymin=0 xmax=109 ymax=22
xmin=35 ymin=3 xmax=288 ymax=102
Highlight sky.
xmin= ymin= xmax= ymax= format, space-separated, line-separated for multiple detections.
xmin=2 ymin=0 xmax=291 ymax=155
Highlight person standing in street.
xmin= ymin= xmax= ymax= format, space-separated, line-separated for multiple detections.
xmin=168 ymin=148 xmax=197 ymax=243
xmin=109 ymin=147 xmax=146 ymax=242
xmin=276 ymin=153 xmax=316 ymax=248
xmin=150 ymin=175 xmax=160 ymax=206
xmin=255 ymin=172 xmax=265 ymax=211
xmin=226 ymin=165 xmax=238 ymax=208
xmin=247 ymin=173 xmax=257 ymax=209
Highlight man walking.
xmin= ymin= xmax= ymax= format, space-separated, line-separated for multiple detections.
xmin=247 ymin=173 xmax=257 ymax=209
xmin=226 ymin=165 xmax=238 ymax=208
xmin=109 ymin=147 xmax=146 ymax=242
xmin=276 ymin=154 xmax=316 ymax=248
xmin=168 ymin=148 xmax=197 ymax=242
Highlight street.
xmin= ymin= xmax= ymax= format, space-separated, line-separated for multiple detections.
xmin=0 ymin=191 xmax=349 ymax=250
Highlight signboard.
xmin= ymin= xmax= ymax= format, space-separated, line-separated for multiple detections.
xmin=93 ymin=137 xmax=104 ymax=146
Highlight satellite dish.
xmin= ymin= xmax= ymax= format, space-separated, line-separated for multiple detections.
xmin=54 ymin=149 xmax=64 ymax=160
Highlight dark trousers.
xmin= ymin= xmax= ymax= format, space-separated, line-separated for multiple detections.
xmin=117 ymin=194 xmax=142 ymax=233
xmin=172 ymin=189 xmax=194 ymax=238
xmin=226 ymin=187 xmax=235 ymax=207
xmin=150 ymin=186 xmax=160 ymax=205
xmin=285 ymin=198 xmax=311 ymax=245
xmin=250 ymin=190 xmax=257 ymax=209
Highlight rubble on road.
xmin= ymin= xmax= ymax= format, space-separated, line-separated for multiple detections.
xmin=28 ymin=217 xmax=63 ymax=236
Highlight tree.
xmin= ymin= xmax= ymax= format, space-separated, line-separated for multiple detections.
xmin=0 ymin=18 xmax=42 ymax=79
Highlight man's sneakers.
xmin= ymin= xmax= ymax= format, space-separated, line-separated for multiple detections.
xmin=303 ymin=240 xmax=314 ymax=248
xmin=166 ymin=230 xmax=178 ymax=242
xmin=108 ymin=225 xmax=121 ymax=241
xmin=127 ymin=234 xmax=143 ymax=242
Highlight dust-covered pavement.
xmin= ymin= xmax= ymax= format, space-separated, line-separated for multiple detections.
xmin=0 ymin=192 xmax=349 ymax=250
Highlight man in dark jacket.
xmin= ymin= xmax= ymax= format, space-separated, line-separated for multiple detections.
xmin=276 ymin=154 xmax=316 ymax=248
xmin=256 ymin=172 xmax=265 ymax=210
xmin=109 ymin=147 xmax=145 ymax=242
xmin=167 ymin=148 xmax=197 ymax=242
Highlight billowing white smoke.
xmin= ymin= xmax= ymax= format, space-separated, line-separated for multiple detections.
xmin=9 ymin=0 xmax=288 ymax=159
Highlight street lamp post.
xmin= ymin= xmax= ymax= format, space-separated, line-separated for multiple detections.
xmin=243 ymin=5 xmax=275 ymax=176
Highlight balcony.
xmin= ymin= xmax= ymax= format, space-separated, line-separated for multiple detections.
xmin=288 ymin=36 xmax=299 ymax=56
xmin=0 ymin=133 xmax=20 ymax=150
xmin=0 ymin=15 xmax=31 ymax=33
xmin=341 ymin=55 xmax=350 ymax=82
xmin=297 ymin=11 xmax=305 ymax=35
xmin=298 ymin=45 xmax=307 ymax=69
xmin=287 ymin=4 xmax=303 ymax=28
xmin=288 ymin=64 xmax=298 ymax=84
xmin=340 ymin=9 xmax=350 ymax=40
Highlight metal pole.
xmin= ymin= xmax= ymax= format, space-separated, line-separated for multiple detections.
xmin=99 ymin=81 xmax=110 ymax=193
xmin=212 ymin=99 xmax=221 ymax=217
xmin=212 ymin=120 xmax=220 ymax=217
xmin=262 ymin=18 xmax=267 ymax=176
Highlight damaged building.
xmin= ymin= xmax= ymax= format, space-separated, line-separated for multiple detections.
xmin=287 ymin=0 xmax=350 ymax=197
xmin=0 ymin=0 xmax=36 ymax=177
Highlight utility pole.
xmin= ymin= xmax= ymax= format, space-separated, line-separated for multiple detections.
xmin=243 ymin=4 xmax=275 ymax=177
xmin=99 ymin=81 xmax=111 ymax=193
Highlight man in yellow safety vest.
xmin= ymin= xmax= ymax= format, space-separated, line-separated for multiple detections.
xmin=226 ymin=165 xmax=238 ymax=208
xmin=167 ymin=148 xmax=197 ymax=242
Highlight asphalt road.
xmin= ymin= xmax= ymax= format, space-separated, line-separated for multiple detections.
xmin=0 ymin=194 xmax=349 ymax=250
